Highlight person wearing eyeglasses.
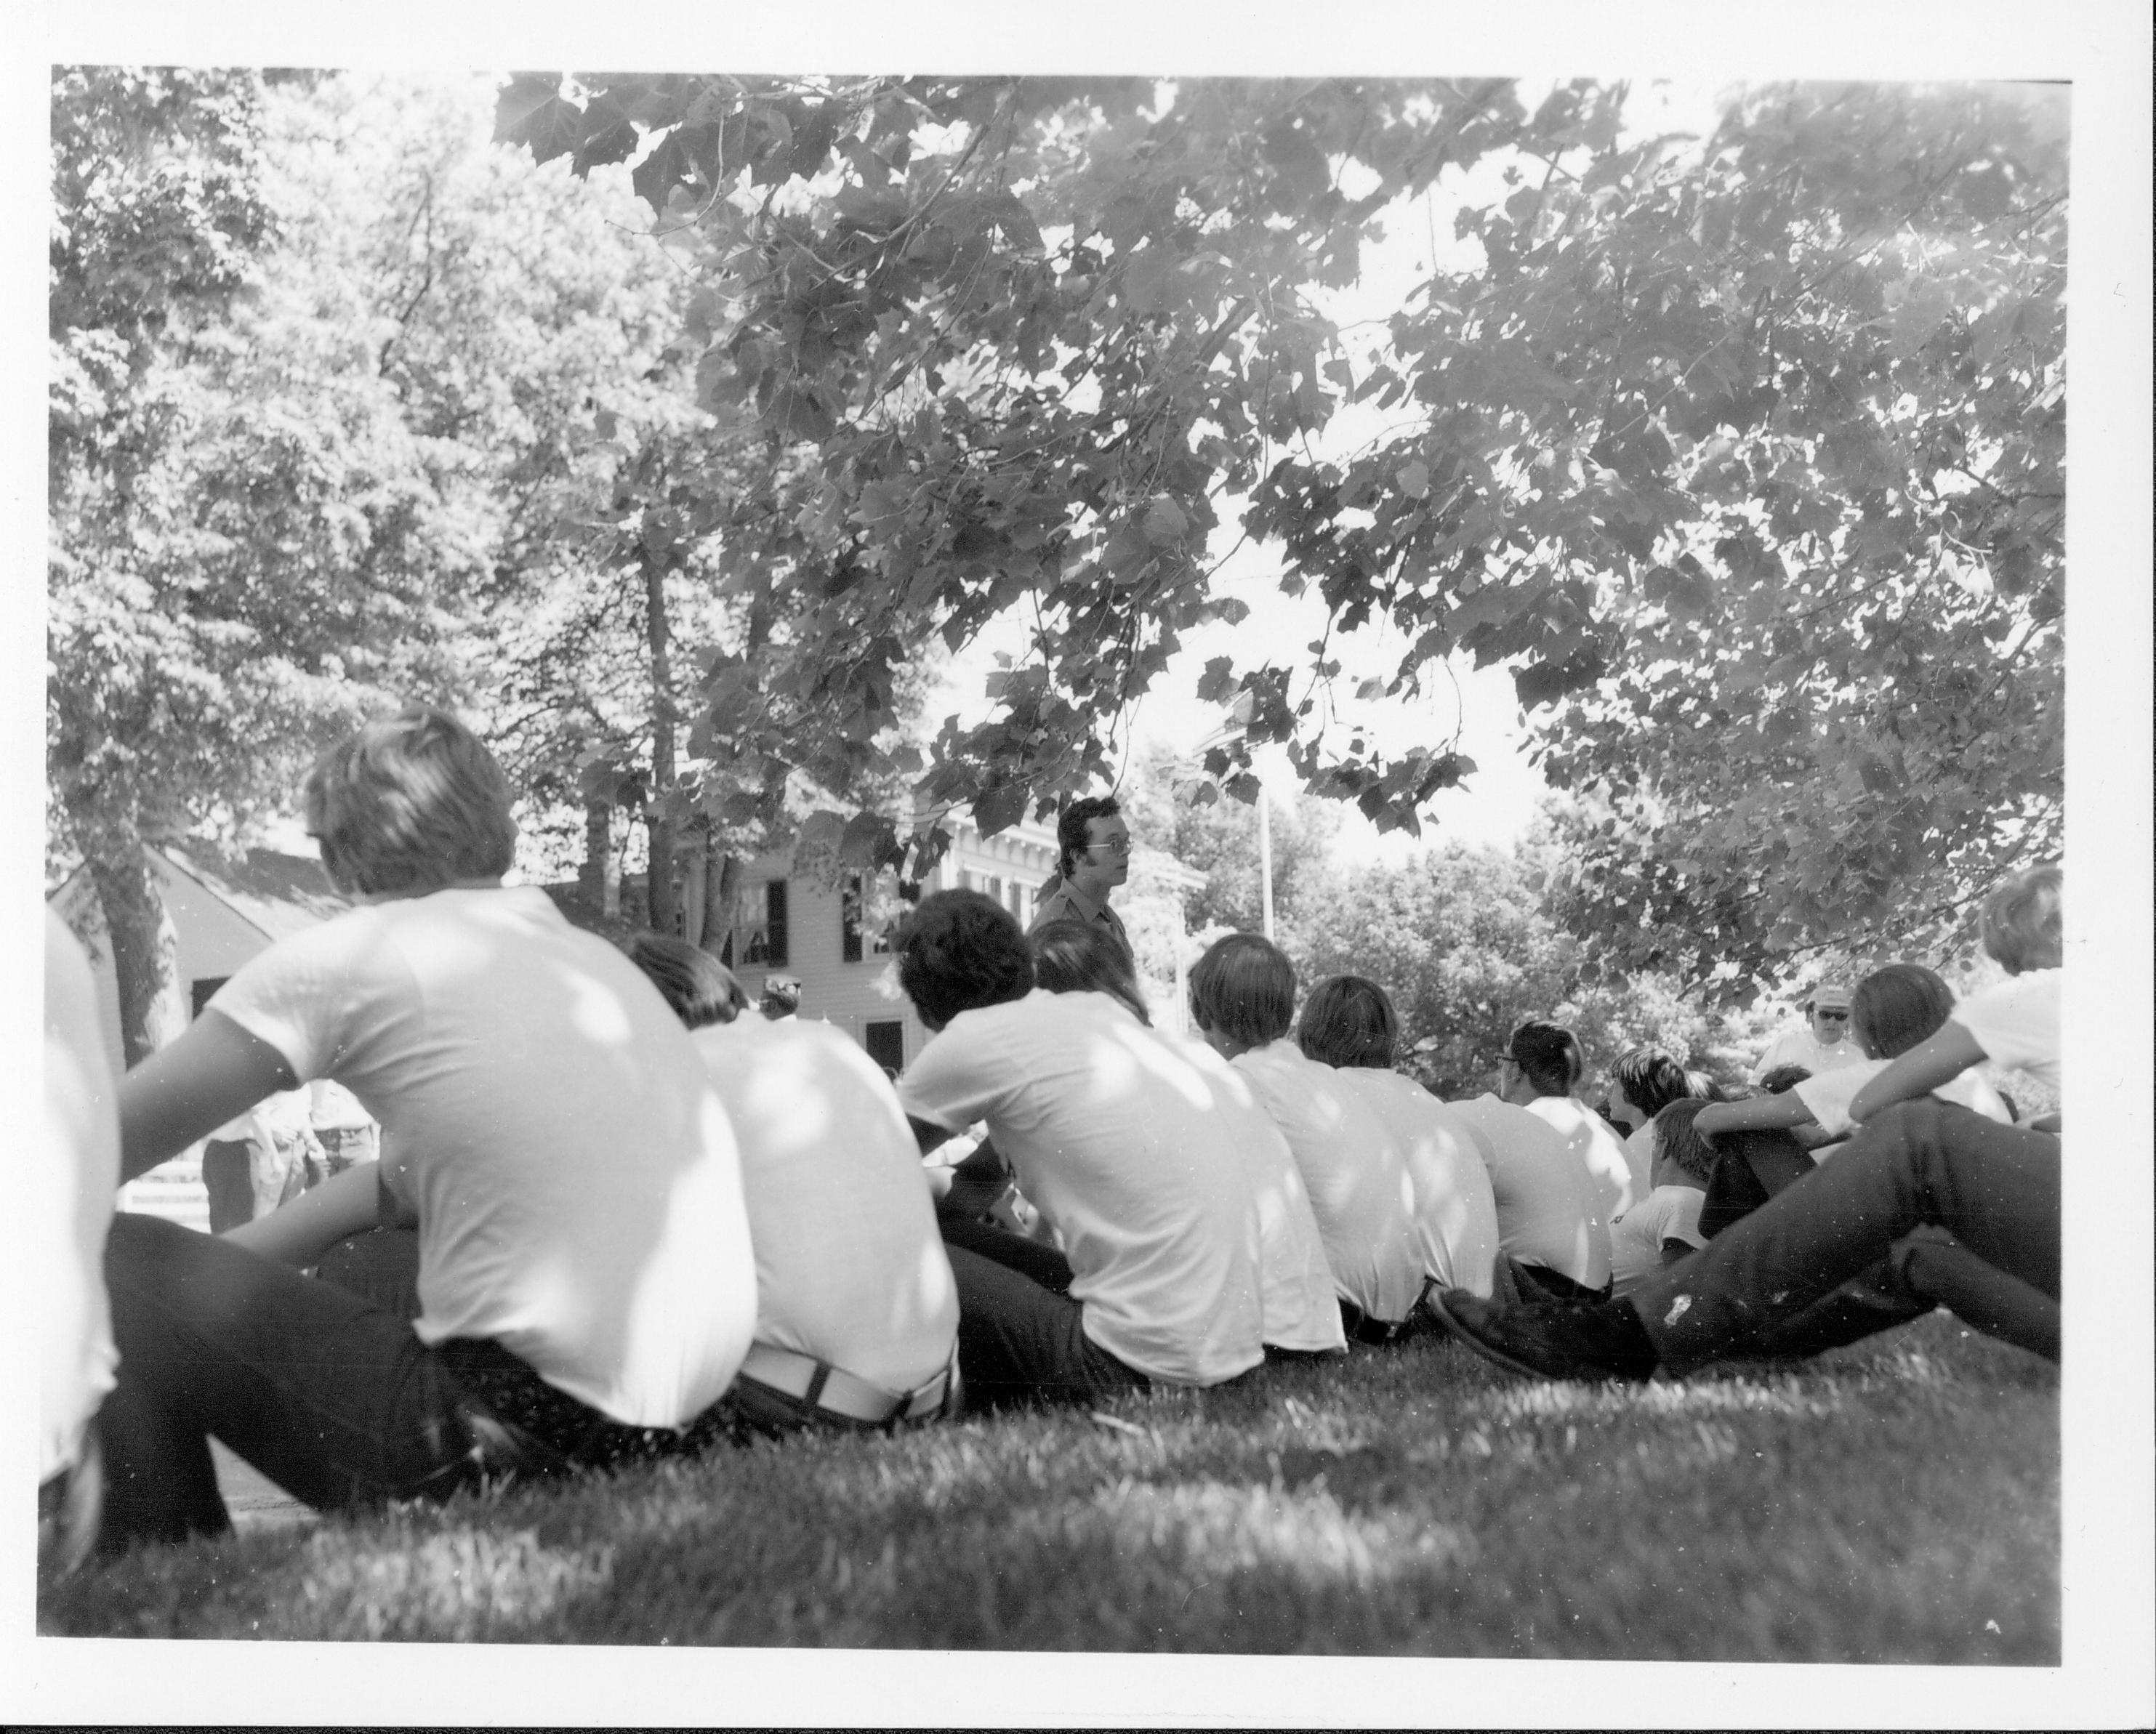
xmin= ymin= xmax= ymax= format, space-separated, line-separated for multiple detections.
xmin=1029 ymin=794 xmax=1133 ymax=955
xmin=1746 ymin=981 xmax=1865 ymax=1084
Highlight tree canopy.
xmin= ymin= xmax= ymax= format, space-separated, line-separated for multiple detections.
xmin=503 ymin=75 xmax=2065 ymax=990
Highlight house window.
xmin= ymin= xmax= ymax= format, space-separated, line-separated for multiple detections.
xmin=864 ymin=1020 xmax=905 ymax=1076
xmin=738 ymin=880 xmax=788 ymax=967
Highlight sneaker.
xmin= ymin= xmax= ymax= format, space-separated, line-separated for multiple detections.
xmin=1427 ymin=1288 xmax=1660 ymax=1382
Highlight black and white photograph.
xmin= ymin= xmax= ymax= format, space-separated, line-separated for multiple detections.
xmin=15 ymin=1 xmax=2151 ymax=1725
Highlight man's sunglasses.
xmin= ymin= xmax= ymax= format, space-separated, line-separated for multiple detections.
xmin=1814 ymin=1008 xmax=1851 ymax=1021
xmin=1084 ymin=838 xmax=1133 ymax=855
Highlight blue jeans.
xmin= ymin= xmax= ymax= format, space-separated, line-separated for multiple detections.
xmin=1632 ymin=1100 xmax=2059 ymax=1371
xmin=95 ymin=1216 xmax=726 ymax=1553
xmin=943 ymin=1245 xmax=1149 ymax=1412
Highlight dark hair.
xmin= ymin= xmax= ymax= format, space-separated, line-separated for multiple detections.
xmin=1297 ymin=975 xmax=1398 ymax=1068
xmin=896 ymin=890 xmax=1034 ymax=1029
xmin=1188 ymin=932 xmax=1296 ymax=1047
xmin=627 ymin=932 xmax=749 ymax=1031
xmin=1651 ymin=1097 xmax=1718 ymax=1186
xmin=1506 ymin=1020 xmax=1583 ymax=1098
xmin=1756 ymin=1063 xmax=1814 ymax=1096
xmin=303 ymin=705 xmax=518 ymax=898
xmin=1611 ymin=1047 xmax=1690 ymax=1121
xmin=1031 ymin=919 xmax=1149 ymax=1025
xmin=1981 ymin=864 xmax=2062 ymax=975
xmin=1056 ymin=794 xmax=1123 ymax=879
xmin=759 ymin=977 xmax=801 ymax=1016
xmin=1851 ymin=963 xmax=1954 ymax=1061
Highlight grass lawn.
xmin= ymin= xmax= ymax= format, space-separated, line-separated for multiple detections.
xmin=39 ymin=1311 xmax=2057 ymax=1662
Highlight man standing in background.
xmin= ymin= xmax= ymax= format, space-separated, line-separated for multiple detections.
xmin=1029 ymin=795 xmax=1132 ymax=955
xmin=1748 ymin=983 xmax=1865 ymax=1084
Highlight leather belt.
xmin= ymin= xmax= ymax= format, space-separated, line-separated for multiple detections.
xmin=736 ymin=1342 xmax=955 ymax=1427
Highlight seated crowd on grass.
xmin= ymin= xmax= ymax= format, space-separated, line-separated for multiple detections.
xmin=39 ymin=705 xmax=2063 ymax=1568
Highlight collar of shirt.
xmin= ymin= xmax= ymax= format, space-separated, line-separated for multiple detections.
xmin=1053 ymin=880 xmax=1123 ymax=932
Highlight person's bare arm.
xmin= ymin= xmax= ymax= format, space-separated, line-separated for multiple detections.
xmin=1849 ymin=1023 xmax=1987 ymax=1124
xmin=1696 ymin=1092 xmax=1815 ymax=1136
xmin=117 ymin=1009 xmax=298 ymax=1185
xmin=223 ymin=1161 xmax=382 ymax=1265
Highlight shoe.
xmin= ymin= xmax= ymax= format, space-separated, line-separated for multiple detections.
xmin=1427 ymin=1288 xmax=1660 ymax=1382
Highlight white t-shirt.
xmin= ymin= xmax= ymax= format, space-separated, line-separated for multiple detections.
xmin=1446 ymin=1095 xmax=1612 ymax=1291
xmin=898 ymin=989 xmax=1265 ymax=1385
xmin=1179 ymin=1038 xmax=1344 ymax=1354
xmin=1232 ymin=1040 xmax=1425 ymax=1324
xmin=1524 ymin=1094 xmax=1647 ymax=1223
xmin=42 ymin=912 xmax=119 ymax=1484
xmin=1335 ymin=1068 xmax=1501 ymax=1299
xmin=1795 ymin=1057 xmax=2013 ymax=1143
xmin=210 ymin=886 xmax=756 ymax=1429
xmin=1953 ymin=969 xmax=2061 ymax=1092
xmin=1749 ymin=1026 xmax=1866 ymax=1084
xmin=691 ymin=1017 xmax=957 ymax=1391
xmin=1608 ymin=1185 xmax=1707 ymax=1297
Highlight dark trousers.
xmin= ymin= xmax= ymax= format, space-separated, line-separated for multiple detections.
xmin=939 ymin=1215 xmax=1075 ymax=1294
xmin=943 ymin=1245 xmax=1148 ymax=1412
xmin=1631 ymin=1100 xmax=2059 ymax=1372
xmin=95 ymin=1216 xmax=728 ymax=1554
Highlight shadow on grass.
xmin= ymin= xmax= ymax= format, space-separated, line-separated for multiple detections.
xmin=40 ymin=1313 xmax=2057 ymax=1661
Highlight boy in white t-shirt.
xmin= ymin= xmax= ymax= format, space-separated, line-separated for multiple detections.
xmin=1291 ymin=975 xmax=1502 ymax=1307
xmin=95 ymin=707 xmax=757 ymax=1552
xmin=1606 ymin=1100 xmax=1713 ymax=1297
xmin=629 ymin=935 xmax=961 ymax=1430
xmin=1189 ymin=938 xmax=1425 ymax=1342
xmin=894 ymin=892 xmax=1268 ymax=1408
xmin=1434 ymin=866 xmax=2064 ymax=1379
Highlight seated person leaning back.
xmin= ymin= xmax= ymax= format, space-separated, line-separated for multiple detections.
xmin=100 ymin=706 xmax=757 ymax=1552
xmin=1499 ymin=1020 xmax=1648 ymax=1221
xmin=1032 ymin=919 xmax=1343 ymax=1360
xmin=894 ymin=891 xmax=1269 ymax=1410
xmin=1445 ymin=1061 xmax=1613 ymax=1303
xmin=628 ymin=935 xmax=960 ymax=1430
xmin=1190 ymin=935 xmax=1425 ymax=1344
xmin=1292 ymin=974 xmax=1502 ymax=1303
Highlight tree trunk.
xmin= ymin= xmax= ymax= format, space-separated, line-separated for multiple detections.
xmin=644 ymin=549 xmax=678 ymax=935
xmin=702 ymin=840 xmax=739 ymax=961
xmin=579 ymin=797 xmax=611 ymax=917
xmin=682 ymin=837 xmax=708 ymax=948
xmin=83 ymin=831 xmax=185 ymax=1068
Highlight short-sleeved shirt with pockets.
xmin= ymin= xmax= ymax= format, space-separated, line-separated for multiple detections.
xmin=1232 ymin=1040 xmax=1426 ymax=1325
xmin=691 ymin=1017 xmax=958 ymax=1392
xmin=1445 ymin=1094 xmax=1612 ymax=1291
xmin=1953 ymin=968 xmax=2061 ymax=1092
xmin=208 ymin=886 xmax=757 ymax=1429
xmin=897 ymin=989 xmax=1265 ymax=1386
xmin=1337 ymin=1068 xmax=1502 ymax=1299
